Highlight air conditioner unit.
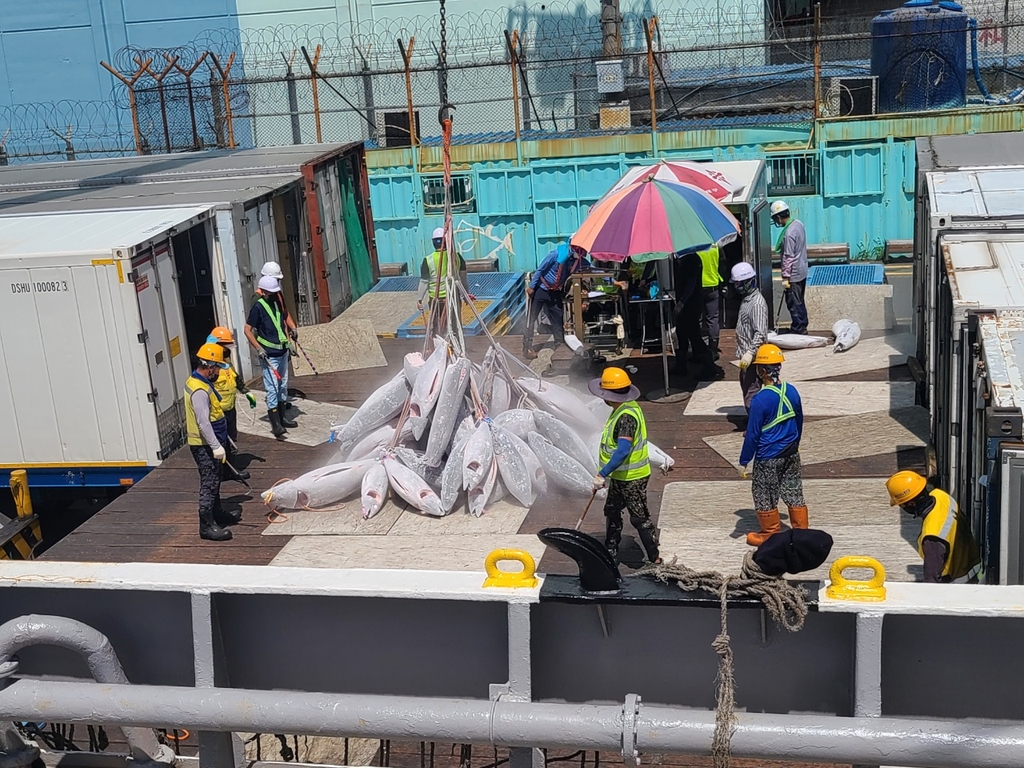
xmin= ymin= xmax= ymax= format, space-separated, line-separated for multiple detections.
xmin=375 ymin=110 xmax=419 ymax=148
xmin=823 ymin=77 xmax=877 ymax=118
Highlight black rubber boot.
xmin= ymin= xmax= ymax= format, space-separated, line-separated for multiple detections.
xmin=268 ymin=408 xmax=287 ymax=439
xmin=279 ymin=405 xmax=298 ymax=429
xmin=199 ymin=511 xmax=232 ymax=541
xmin=214 ymin=507 xmax=242 ymax=526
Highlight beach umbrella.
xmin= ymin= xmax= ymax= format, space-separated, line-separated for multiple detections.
xmin=572 ymin=177 xmax=740 ymax=263
xmin=602 ymin=159 xmax=735 ymax=202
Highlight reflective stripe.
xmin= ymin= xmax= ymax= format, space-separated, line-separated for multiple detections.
xmin=255 ymin=298 xmax=288 ymax=350
xmin=426 ymin=250 xmax=448 ymax=299
xmin=598 ymin=401 xmax=650 ymax=481
xmin=762 ymin=383 xmax=796 ymax=430
xmin=918 ymin=490 xmax=982 ymax=581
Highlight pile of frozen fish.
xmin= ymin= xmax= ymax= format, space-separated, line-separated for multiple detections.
xmin=261 ymin=337 xmax=675 ymax=518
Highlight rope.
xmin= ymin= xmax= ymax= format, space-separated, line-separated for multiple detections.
xmin=632 ymin=553 xmax=808 ymax=768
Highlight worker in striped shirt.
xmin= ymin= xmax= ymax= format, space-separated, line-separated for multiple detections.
xmin=731 ymin=262 xmax=769 ymax=412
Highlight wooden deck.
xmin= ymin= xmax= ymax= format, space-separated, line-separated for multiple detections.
xmin=43 ymin=329 xmax=922 ymax=574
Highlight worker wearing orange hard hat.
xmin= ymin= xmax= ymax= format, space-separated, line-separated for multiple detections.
xmin=739 ymin=344 xmax=809 ymax=546
xmin=886 ymin=471 xmax=982 ymax=583
xmin=589 ymin=367 xmax=661 ymax=566
xmin=184 ymin=342 xmax=235 ymax=542
xmin=207 ymin=326 xmax=255 ymax=484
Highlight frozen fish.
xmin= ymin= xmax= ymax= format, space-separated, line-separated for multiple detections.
xmin=463 ymin=421 xmax=494 ymax=491
xmin=382 ymin=456 xmax=444 ymax=517
xmin=533 ymin=410 xmax=597 ymax=473
xmin=424 ymin=358 xmax=471 ymax=466
xmin=492 ymin=426 xmax=534 ymax=506
xmin=527 ymin=432 xmax=594 ymax=496
xmin=360 ymin=461 xmax=389 ymax=519
xmin=333 ymin=373 xmax=409 ymax=448
xmin=408 ymin=341 xmax=449 ymax=440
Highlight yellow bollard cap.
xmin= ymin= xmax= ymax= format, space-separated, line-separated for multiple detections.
xmin=482 ymin=548 xmax=538 ymax=589
xmin=825 ymin=555 xmax=887 ymax=602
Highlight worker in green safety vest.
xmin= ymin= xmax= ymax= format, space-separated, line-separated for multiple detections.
xmin=417 ymin=226 xmax=471 ymax=333
xmin=589 ymin=367 xmax=661 ymax=566
xmin=738 ymin=344 xmax=810 ymax=546
xmin=244 ymin=275 xmax=299 ymax=439
xmin=697 ymin=244 xmax=724 ymax=359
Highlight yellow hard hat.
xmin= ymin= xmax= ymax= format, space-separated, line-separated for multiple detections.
xmin=208 ymin=326 xmax=234 ymax=345
xmin=600 ymin=367 xmax=632 ymax=389
xmin=197 ymin=342 xmax=229 ymax=368
xmin=886 ymin=470 xmax=927 ymax=507
xmin=588 ymin=366 xmax=639 ymax=403
xmin=754 ymin=343 xmax=785 ymax=365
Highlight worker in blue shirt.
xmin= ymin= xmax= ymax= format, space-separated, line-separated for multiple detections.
xmin=738 ymin=344 xmax=810 ymax=546
xmin=523 ymin=241 xmax=590 ymax=359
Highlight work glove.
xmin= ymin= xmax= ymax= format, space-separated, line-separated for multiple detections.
xmin=592 ymin=474 xmax=607 ymax=492
xmin=245 ymin=392 xmax=257 ymax=409
xmin=289 ymin=328 xmax=298 ymax=342
xmin=739 ymin=464 xmax=749 ymax=480
xmin=257 ymin=348 xmax=268 ymax=361
xmin=782 ymin=279 xmax=791 ymax=291
xmin=212 ymin=445 xmax=227 ymax=462
xmin=739 ymin=351 xmax=753 ymax=370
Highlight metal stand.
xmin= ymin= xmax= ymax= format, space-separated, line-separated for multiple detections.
xmin=647 ymin=292 xmax=689 ymax=403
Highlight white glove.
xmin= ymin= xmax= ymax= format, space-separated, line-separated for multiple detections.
xmin=782 ymin=279 xmax=791 ymax=291
xmin=592 ymin=474 xmax=606 ymax=491
xmin=212 ymin=445 xmax=227 ymax=462
xmin=739 ymin=352 xmax=753 ymax=370
xmin=739 ymin=464 xmax=749 ymax=479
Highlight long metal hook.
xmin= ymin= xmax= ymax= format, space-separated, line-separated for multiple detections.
xmin=438 ymin=102 xmax=456 ymax=127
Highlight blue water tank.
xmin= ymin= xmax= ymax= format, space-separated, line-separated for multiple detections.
xmin=871 ymin=0 xmax=968 ymax=113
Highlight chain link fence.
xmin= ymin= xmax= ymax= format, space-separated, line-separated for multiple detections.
xmin=0 ymin=1 xmax=1023 ymax=162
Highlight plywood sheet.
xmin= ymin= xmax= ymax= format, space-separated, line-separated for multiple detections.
xmin=684 ymin=380 xmax=915 ymax=416
xmin=290 ymin=318 xmax=387 ymax=376
xmin=702 ymin=406 xmax=929 ymax=469
xmin=388 ymin=499 xmax=531 ymax=536
xmin=337 ymin=292 xmax=420 ymax=336
xmin=728 ymin=332 xmax=916 ymax=381
xmin=269 ymin=534 xmax=546 ymax=571
xmin=260 ymin=501 xmax=403 ymax=536
xmin=239 ymin=391 xmax=355 ymax=446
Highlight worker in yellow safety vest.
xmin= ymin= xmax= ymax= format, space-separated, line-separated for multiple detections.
xmin=244 ymin=275 xmax=298 ymax=439
xmin=417 ymin=226 xmax=472 ymax=331
xmin=697 ymin=244 xmax=724 ymax=359
xmin=208 ymin=326 xmax=256 ymax=483
xmin=739 ymin=344 xmax=810 ymax=546
xmin=184 ymin=343 xmax=236 ymax=541
xmin=589 ymin=367 xmax=661 ymax=566
xmin=886 ymin=471 xmax=983 ymax=583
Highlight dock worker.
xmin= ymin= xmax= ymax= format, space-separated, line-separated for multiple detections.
xmin=208 ymin=326 xmax=256 ymax=483
xmin=739 ymin=344 xmax=809 ymax=546
xmin=886 ymin=471 xmax=983 ymax=583
xmin=524 ymin=240 xmax=590 ymax=359
xmin=674 ymin=251 xmax=720 ymax=380
xmin=261 ymin=261 xmax=284 ymax=280
xmin=244 ymin=275 xmax=298 ymax=439
xmin=590 ymin=367 xmax=662 ymax=566
xmin=417 ymin=226 xmax=470 ymax=332
xmin=185 ymin=343 xmax=238 ymax=542
xmin=771 ymin=200 xmax=809 ymax=335
xmin=697 ymin=244 xmax=723 ymax=360
xmin=732 ymin=261 xmax=769 ymax=411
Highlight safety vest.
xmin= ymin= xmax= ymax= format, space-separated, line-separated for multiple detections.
xmin=213 ymin=365 xmax=238 ymax=412
xmin=184 ymin=374 xmax=223 ymax=446
xmin=698 ymin=246 xmax=721 ymax=288
xmin=255 ymin=297 xmax=288 ymax=350
xmin=425 ymin=250 xmax=449 ymax=299
xmin=918 ymin=489 xmax=983 ymax=583
xmin=761 ymin=383 xmax=796 ymax=430
xmin=774 ymin=220 xmax=792 ymax=253
xmin=599 ymin=401 xmax=651 ymax=481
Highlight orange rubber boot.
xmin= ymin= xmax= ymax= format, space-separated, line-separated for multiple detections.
xmin=746 ymin=508 xmax=782 ymax=546
xmin=788 ymin=505 xmax=809 ymax=529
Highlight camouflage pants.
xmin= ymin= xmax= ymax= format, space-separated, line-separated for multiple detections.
xmin=190 ymin=445 xmax=223 ymax=520
xmin=752 ymin=453 xmax=805 ymax=512
xmin=604 ymin=476 xmax=659 ymax=562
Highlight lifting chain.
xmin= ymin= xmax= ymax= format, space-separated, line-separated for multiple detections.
xmin=438 ymin=0 xmax=449 ymax=107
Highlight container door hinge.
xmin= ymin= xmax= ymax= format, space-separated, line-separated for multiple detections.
xmin=147 ymin=391 xmax=158 ymax=403
xmin=137 ymin=330 xmax=149 ymax=344
xmin=127 ymin=271 xmax=137 ymax=283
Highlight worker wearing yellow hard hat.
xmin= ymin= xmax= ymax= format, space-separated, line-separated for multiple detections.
xmin=739 ymin=344 xmax=810 ymax=546
xmin=885 ymin=471 xmax=982 ymax=583
xmin=184 ymin=342 xmax=234 ymax=542
xmin=207 ymin=326 xmax=255 ymax=485
xmin=589 ymin=367 xmax=661 ymax=566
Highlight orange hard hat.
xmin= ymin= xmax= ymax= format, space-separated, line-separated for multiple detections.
xmin=208 ymin=326 xmax=234 ymax=345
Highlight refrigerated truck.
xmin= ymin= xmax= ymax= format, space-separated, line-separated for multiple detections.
xmin=0 ymin=206 xmax=224 ymax=487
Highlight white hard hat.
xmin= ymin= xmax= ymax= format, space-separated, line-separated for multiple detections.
xmin=730 ymin=262 xmax=756 ymax=282
xmin=258 ymin=275 xmax=282 ymax=293
xmin=261 ymin=261 xmax=284 ymax=279
xmin=431 ymin=227 xmax=445 ymax=240
xmin=770 ymin=200 xmax=790 ymax=218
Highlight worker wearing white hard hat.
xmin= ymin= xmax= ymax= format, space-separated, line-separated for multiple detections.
xmin=261 ymin=261 xmax=284 ymax=280
xmin=731 ymin=261 xmax=769 ymax=412
xmin=244 ymin=274 xmax=299 ymax=439
xmin=417 ymin=224 xmax=472 ymax=333
xmin=771 ymin=200 xmax=809 ymax=335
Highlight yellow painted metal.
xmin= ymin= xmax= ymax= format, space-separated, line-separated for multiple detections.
xmin=826 ymin=555 xmax=887 ymax=602
xmin=408 ymin=299 xmax=492 ymax=329
xmin=482 ymin=548 xmax=538 ymax=589
xmin=10 ymin=470 xmax=32 ymax=519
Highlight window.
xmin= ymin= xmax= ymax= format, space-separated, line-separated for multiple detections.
xmin=767 ymin=154 xmax=819 ymax=196
xmin=423 ymin=174 xmax=476 ymax=214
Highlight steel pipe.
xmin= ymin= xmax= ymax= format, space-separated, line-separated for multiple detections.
xmin=1 ymin=681 xmax=1023 ymax=768
xmin=0 ymin=616 xmax=173 ymax=766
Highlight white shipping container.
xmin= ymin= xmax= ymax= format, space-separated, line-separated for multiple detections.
xmin=0 ymin=206 xmax=217 ymax=485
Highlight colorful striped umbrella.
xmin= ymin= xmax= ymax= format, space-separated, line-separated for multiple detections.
xmin=572 ymin=177 xmax=740 ymax=264
xmin=602 ymin=160 xmax=734 ymax=202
